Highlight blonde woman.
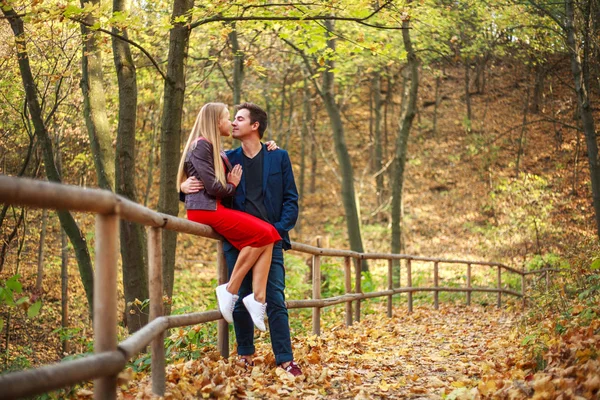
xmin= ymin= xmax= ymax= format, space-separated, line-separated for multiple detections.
xmin=177 ymin=103 xmax=280 ymax=331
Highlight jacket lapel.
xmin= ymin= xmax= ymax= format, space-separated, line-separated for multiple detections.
xmin=220 ymin=151 xmax=233 ymax=172
xmin=261 ymin=143 xmax=271 ymax=194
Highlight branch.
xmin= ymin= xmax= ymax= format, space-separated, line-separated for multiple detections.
xmin=190 ymin=5 xmax=403 ymax=31
xmin=214 ymin=61 xmax=233 ymax=91
xmin=279 ymin=36 xmax=323 ymax=97
xmin=2 ymin=7 xmax=168 ymax=81
xmin=504 ymin=23 xmax=565 ymax=38
xmin=487 ymin=117 xmax=582 ymax=147
xmin=524 ymin=0 xmax=566 ymax=30
xmin=187 ymin=60 xmax=220 ymax=98
xmin=308 ymin=13 xmax=401 ymax=64
xmin=414 ymin=47 xmax=454 ymax=63
xmin=69 ymin=17 xmax=168 ymax=82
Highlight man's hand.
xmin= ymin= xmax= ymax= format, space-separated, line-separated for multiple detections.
xmin=266 ymin=140 xmax=279 ymax=151
xmin=181 ymin=176 xmax=203 ymax=194
xmin=227 ymin=164 xmax=242 ymax=187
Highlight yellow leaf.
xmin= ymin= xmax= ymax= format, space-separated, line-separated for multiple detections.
xmin=76 ymin=389 xmax=93 ymax=397
xmin=379 ymin=379 xmax=390 ymax=391
xmin=478 ymin=379 xmax=497 ymax=396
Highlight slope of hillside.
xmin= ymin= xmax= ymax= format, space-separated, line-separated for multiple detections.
xmin=295 ymin=57 xmax=596 ymax=269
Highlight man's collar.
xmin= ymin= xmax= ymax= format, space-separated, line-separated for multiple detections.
xmin=241 ymin=140 xmax=264 ymax=159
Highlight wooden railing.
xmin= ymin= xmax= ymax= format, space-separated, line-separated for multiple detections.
xmin=0 ymin=175 xmax=553 ymax=399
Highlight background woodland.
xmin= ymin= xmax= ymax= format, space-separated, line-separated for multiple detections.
xmin=1 ymin=0 xmax=600 ymax=396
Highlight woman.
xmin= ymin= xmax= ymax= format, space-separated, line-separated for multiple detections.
xmin=176 ymin=103 xmax=280 ymax=332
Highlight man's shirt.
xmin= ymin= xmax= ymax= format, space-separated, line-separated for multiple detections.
xmin=242 ymin=148 xmax=270 ymax=222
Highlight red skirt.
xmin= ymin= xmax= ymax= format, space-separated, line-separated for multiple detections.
xmin=187 ymin=203 xmax=281 ymax=250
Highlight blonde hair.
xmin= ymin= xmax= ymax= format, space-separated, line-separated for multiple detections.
xmin=177 ymin=103 xmax=228 ymax=192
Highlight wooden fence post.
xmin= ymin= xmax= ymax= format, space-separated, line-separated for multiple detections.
xmin=148 ymin=227 xmax=165 ymax=396
xmin=312 ymin=254 xmax=321 ymax=335
xmin=93 ymin=214 xmax=118 ymax=400
xmin=433 ymin=262 xmax=439 ymax=310
xmin=344 ymin=256 xmax=353 ymax=326
xmin=497 ymin=266 xmax=502 ymax=308
xmin=354 ymin=258 xmax=362 ymax=322
xmin=387 ymin=259 xmax=393 ymax=318
xmin=466 ymin=263 xmax=472 ymax=306
xmin=407 ymin=259 xmax=413 ymax=313
xmin=217 ymin=241 xmax=229 ymax=357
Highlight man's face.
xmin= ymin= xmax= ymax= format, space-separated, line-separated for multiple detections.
xmin=232 ymin=108 xmax=258 ymax=140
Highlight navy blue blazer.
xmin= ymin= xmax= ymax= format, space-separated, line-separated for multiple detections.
xmin=225 ymin=143 xmax=299 ymax=250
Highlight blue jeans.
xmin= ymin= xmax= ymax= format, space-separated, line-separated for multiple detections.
xmin=223 ymin=241 xmax=293 ymax=365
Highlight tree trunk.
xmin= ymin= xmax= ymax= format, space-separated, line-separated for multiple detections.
xmin=464 ymin=60 xmax=472 ymax=124
xmin=0 ymin=129 xmax=34 ymax=230
xmin=3 ymin=6 xmax=95 ymax=314
xmin=391 ymin=12 xmax=419 ymax=287
xmin=35 ymin=209 xmax=48 ymax=292
xmin=144 ymin=107 xmax=160 ymax=207
xmin=372 ymin=72 xmax=384 ymax=205
xmin=229 ymin=25 xmax=244 ymax=105
xmin=573 ymin=129 xmax=581 ymax=195
xmin=285 ymin=90 xmax=294 ymax=149
xmin=0 ymin=207 xmax=24 ymax=273
xmin=383 ymin=72 xmax=391 ymax=153
xmin=565 ymin=0 xmax=600 ymax=239
xmin=298 ymin=79 xmax=311 ymax=236
xmin=56 ymin=140 xmax=70 ymax=354
xmin=277 ymin=72 xmax=288 ymax=144
xmin=433 ymin=73 xmax=441 ymax=136
xmin=113 ymin=0 xmax=149 ymax=332
xmin=310 ymin=132 xmax=317 ymax=194
xmin=79 ymin=0 xmax=115 ymax=191
xmin=61 ymin=226 xmax=70 ymax=354
xmin=474 ymin=56 xmax=487 ymax=94
xmin=369 ymin=81 xmax=374 ymax=152
xmin=15 ymin=209 xmax=27 ymax=273
xmin=321 ymin=20 xmax=367 ymax=271
xmin=515 ymin=88 xmax=530 ymax=178
xmin=594 ymin=1 xmax=600 ymax=94
xmin=309 ymin=99 xmax=318 ymax=194
xmin=0 ymin=129 xmax=34 ymax=271
xmin=159 ymin=0 xmax=195 ymax=307
xmin=531 ymin=63 xmax=546 ymax=114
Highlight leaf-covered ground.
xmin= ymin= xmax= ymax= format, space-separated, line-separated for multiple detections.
xmin=95 ymin=304 xmax=592 ymax=399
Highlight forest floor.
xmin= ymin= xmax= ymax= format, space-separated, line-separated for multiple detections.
xmin=117 ymin=304 xmax=522 ymax=399
xmin=106 ymin=303 xmax=598 ymax=399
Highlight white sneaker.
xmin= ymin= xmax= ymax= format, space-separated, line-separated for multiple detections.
xmin=216 ymin=284 xmax=238 ymax=324
xmin=242 ymin=294 xmax=267 ymax=332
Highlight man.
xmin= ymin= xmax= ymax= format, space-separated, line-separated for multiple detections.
xmin=181 ymin=102 xmax=301 ymax=376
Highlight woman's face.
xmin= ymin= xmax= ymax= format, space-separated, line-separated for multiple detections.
xmin=218 ymin=108 xmax=232 ymax=137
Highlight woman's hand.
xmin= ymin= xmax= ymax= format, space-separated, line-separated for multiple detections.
xmin=265 ymin=140 xmax=279 ymax=151
xmin=227 ymin=164 xmax=242 ymax=187
xmin=181 ymin=176 xmax=203 ymax=194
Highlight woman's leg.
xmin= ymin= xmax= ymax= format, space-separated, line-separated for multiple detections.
xmin=227 ymin=243 xmax=274 ymax=332
xmin=226 ymin=244 xmax=270 ymax=297
xmin=249 ymin=243 xmax=273 ymax=303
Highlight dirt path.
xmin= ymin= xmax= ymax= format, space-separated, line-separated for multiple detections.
xmin=119 ymin=305 xmax=523 ymax=399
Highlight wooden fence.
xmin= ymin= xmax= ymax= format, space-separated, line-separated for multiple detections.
xmin=0 ymin=175 xmax=555 ymax=399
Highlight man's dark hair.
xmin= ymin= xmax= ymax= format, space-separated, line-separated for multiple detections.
xmin=235 ymin=102 xmax=268 ymax=139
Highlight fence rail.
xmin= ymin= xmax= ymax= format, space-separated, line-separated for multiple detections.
xmin=0 ymin=175 xmax=556 ymax=399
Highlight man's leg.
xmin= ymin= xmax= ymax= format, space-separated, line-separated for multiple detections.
xmin=224 ymin=245 xmax=255 ymax=357
xmin=266 ymin=242 xmax=294 ymax=365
